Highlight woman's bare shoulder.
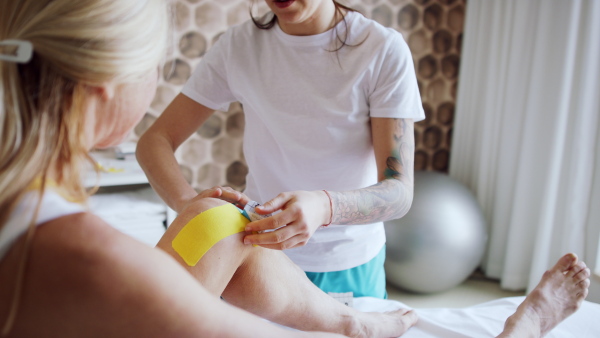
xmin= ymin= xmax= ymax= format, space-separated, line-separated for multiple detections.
xmin=0 ymin=212 xmax=211 ymax=337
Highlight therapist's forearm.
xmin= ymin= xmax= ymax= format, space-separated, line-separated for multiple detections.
xmin=136 ymin=133 xmax=197 ymax=213
xmin=328 ymin=178 xmax=413 ymax=226
xmin=330 ymin=116 xmax=415 ymax=225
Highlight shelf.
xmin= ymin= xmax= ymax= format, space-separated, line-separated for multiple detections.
xmin=85 ymin=148 xmax=177 ymax=226
xmin=85 ymin=149 xmax=149 ymax=188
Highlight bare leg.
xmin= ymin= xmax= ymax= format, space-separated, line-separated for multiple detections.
xmin=157 ymin=198 xmax=418 ymax=338
xmin=497 ymin=253 xmax=591 ymax=338
xmin=0 ymin=212 xmax=341 ymax=338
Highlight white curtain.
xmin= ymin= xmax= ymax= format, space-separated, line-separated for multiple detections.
xmin=449 ymin=0 xmax=600 ymax=296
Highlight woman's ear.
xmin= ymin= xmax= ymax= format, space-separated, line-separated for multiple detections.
xmin=88 ymin=83 xmax=117 ymax=102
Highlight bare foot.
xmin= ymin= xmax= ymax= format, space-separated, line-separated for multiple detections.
xmin=350 ymin=308 xmax=418 ymax=338
xmin=498 ymin=253 xmax=591 ymax=338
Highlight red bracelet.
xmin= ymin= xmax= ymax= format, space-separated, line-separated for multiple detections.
xmin=322 ymin=190 xmax=333 ymax=227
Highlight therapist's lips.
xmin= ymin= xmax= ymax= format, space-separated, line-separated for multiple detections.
xmin=273 ymin=0 xmax=294 ymax=9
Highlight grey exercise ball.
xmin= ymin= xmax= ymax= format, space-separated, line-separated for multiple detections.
xmin=385 ymin=171 xmax=487 ymax=294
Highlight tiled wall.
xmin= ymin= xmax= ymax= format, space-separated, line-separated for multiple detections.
xmin=134 ymin=0 xmax=465 ymax=192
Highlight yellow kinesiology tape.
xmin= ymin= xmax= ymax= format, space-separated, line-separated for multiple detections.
xmin=172 ymin=203 xmax=250 ymax=266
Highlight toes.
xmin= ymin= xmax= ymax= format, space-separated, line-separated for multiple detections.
xmin=390 ymin=309 xmax=412 ymax=316
xmin=403 ymin=310 xmax=418 ymax=326
xmin=577 ymin=277 xmax=591 ymax=289
xmin=577 ymin=287 xmax=589 ymax=301
xmin=573 ymin=267 xmax=591 ymax=283
xmin=567 ymin=261 xmax=588 ymax=278
xmin=554 ymin=253 xmax=578 ymax=273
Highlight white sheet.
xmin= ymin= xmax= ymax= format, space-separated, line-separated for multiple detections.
xmin=353 ymin=296 xmax=600 ymax=337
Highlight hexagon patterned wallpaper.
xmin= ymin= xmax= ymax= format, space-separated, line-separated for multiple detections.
xmin=133 ymin=0 xmax=465 ymax=192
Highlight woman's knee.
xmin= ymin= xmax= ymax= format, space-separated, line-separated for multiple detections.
xmin=158 ymin=198 xmax=251 ymax=270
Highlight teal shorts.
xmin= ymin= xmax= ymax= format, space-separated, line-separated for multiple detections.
xmin=305 ymin=245 xmax=387 ymax=299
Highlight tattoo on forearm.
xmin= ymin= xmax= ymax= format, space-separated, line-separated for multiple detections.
xmin=331 ymin=119 xmax=415 ymax=225
xmin=384 ymin=156 xmax=402 ymax=179
xmin=387 ymin=117 xmax=413 ymax=182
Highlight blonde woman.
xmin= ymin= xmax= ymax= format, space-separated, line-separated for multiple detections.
xmin=0 ymin=1 xmax=420 ymax=337
xmin=0 ymin=1 xmax=589 ymax=337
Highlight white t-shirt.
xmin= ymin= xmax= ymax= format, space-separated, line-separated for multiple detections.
xmin=182 ymin=11 xmax=425 ymax=272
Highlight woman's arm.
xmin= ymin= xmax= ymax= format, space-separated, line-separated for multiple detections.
xmin=136 ymin=93 xmax=248 ymax=213
xmin=329 ymin=117 xmax=415 ymax=224
xmin=243 ymin=117 xmax=415 ymax=250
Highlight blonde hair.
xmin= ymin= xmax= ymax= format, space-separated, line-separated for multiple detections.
xmin=0 ymin=0 xmax=169 ymax=334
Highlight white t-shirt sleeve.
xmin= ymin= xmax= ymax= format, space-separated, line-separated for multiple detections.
xmin=368 ymin=33 xmax=425 ymax=121
xmin=181 ymin=31 xmax=236 ymax=112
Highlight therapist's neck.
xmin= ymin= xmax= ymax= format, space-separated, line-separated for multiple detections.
xmin=277 ymin=1 xmax=340 ymax=36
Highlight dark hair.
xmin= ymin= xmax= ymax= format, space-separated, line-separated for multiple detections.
xmin=250 ymin=1 xmax=365 ymax=53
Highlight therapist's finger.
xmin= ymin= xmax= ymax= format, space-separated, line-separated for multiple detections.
xmin=235 ymin=192 xmax=251 ymax=207
xmin=218 ymin=186 xmax=250 ymax=206
xmin=288 ymin=236 xmax=310 ymax=249
xmin=249 ymin=232 xmax=309 ymax=251
xmin=200 ymin=186 xmax=246 ymax=206
xmin=255 ymin=192 xmax=291 ymax=214
xmin=245 ymin=210 xmax=295 ymax=232
xmin=192 ymin=187 xmax=224 ymax=203
xmin=243 ymin=225 xmax=298 ymax=246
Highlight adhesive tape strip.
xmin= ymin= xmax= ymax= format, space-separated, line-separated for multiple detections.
xmin=172 ymin=203 xmax=250 ymax=266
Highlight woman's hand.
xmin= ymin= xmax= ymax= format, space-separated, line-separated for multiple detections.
xmin=181 ymin=186 xmax=250 ymax=212
xmin=243 ymin=190 xmax=332 ymax=250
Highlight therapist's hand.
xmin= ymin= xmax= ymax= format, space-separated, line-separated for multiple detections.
xmin=182 ymin=186 xmax=250 ymax=211
xmin=243 ymin=190 xmax=332 ymax=250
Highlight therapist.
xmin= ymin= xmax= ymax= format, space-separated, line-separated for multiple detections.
xmin=137 ymin=0 xmax=424 ymax=299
